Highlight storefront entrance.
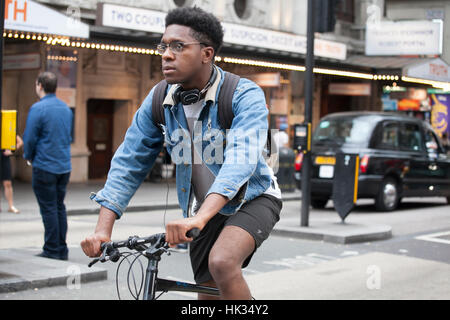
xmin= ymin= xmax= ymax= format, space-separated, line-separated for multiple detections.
xmin=87 ymin=99 xmax=114 ymax=179
xmin=320 ymin=80 xmax=374 ymax=118
xmin=87 ymin=99 xmax=132 ymax=180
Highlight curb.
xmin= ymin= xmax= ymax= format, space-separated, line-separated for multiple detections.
xmin=0 ymin=249 xmax=107 ymax=293
xmin=66 ymin=195 xmax=302 ymax=216
xmin=272 ymin=220 xmax=392 ymax=244
xmin=66 ymin=204 xmax=180 ymax=216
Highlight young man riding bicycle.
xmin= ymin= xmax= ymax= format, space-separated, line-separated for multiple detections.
xmin=81 ymin=7 xmax=282 ymax=300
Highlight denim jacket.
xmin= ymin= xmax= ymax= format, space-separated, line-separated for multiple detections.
xmin=91 ymin=66 xmax=273 ymax=219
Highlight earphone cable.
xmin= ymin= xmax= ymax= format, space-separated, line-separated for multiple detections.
xmin=163 ymin=147 xmax=170 ymax=230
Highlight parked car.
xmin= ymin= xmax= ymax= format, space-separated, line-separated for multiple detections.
xmin=294 ymin=112 xmax=450 ymax=211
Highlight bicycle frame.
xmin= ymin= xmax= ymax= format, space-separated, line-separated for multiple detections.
xmin=142 ymin=254 xmax=220 ymax=300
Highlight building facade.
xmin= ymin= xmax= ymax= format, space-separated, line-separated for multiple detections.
xmin=2 ymin=0 xmax=449 ymax=182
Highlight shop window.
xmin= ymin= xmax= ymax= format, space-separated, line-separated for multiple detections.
xmin=234 ymin=0 xmax=251 ymax=20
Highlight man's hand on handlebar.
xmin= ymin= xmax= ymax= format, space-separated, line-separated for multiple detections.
xmin=81 ymin=206 xmax=116 ymax=258
xmin=165 ymin=217 xmax=204 ymax=247
xmin=81 ymin=233 xmax=111 ymax=258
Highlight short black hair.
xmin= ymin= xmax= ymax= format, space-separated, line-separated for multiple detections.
xmin=165 ymin=7 xmax=224 ymax=55
xmin=37 ymin=72 xmax=57 ymax=93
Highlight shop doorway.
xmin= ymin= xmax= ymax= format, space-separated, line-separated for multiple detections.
xmin=320 ymin=81 xmax=371 ymax=117
xmin=87 ymin=99 xmax=131 ymax=179
xmin=88 ymin=99 xmax=114 ymax=179
xmin=321 ymin=94 xmax=353 ymax=116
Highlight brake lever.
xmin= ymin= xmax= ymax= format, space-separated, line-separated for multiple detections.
xmin=161 ymin=244 xmax=171 ymax=256
xmin=87 ymin=242 xmax=110 ymax=267
xmin=88 ymin=254 xmax=103 ymax=268
xmin=88 ymin=258 xmax=99 ymax=268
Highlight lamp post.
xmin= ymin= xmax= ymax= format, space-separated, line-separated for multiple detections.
xmin=300 ymin=0 xmax=315 ymax=227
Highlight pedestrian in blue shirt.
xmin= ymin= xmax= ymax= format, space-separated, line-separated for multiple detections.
xmin=23 ymin=72 xmax=73 ymax=261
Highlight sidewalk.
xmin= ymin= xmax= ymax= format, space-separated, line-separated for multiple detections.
xmin=11 ymin=179 xmax=391 ymax=244
xmin=0 ymin=179 xmax=391 ymax=293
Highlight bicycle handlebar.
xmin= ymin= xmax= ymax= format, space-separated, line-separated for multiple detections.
xmin=88 ymin=228 xmax=200 ymax=267
xmin=186 ymin=228 xmax=200 ymax=239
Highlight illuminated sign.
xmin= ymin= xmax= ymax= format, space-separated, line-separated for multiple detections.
xmin=328 ymin=83 xmax=371 ymax=96
xmin=3 ymin=52 xmax=40 ymax=70
xmin=383 ymin=86 xmax=406 ymax=93
xmin=4 ymin=0 xmax=89 ymax=38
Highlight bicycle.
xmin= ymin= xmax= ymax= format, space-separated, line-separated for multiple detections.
xmin=88 ymin=228 xmax=220 ymax=300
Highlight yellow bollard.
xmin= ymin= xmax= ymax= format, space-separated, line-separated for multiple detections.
xmin=1 ymin=110 xmax=18 ymax=151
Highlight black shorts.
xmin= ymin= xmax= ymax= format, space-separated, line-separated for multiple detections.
xmin=189 ymin=194 xmax=282 ymax=284
xmin=0 ymin=153 xmax=12 ymax=181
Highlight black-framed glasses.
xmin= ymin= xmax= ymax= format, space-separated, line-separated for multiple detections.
xmin=156 ymin=41 xmax=208 ymax=54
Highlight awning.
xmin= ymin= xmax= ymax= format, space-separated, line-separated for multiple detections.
xmin=343 ymin=55 xmax=426 ymax=70
xmin=342 ymin=55 xmax=450 ymax=89
xmin=4 ymin=0 xmax=89 ymax=39
xmin=97 ymin=3 xmax=347 ymax=61
xmin=344 ymin=56 xmax=449 ymax=80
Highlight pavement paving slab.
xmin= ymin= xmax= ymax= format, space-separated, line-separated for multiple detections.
xmin=0 ymin=248 xmax=107 ymax=293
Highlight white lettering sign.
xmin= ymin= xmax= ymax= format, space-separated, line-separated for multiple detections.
xmin=100 ymin=3 xmax=165 ymax=34
xmin=366 ymin=20 xmax=443 ymax=56
xmin=99 ymin=4 xmax=347 ymax=61
xmin=223 ymin=22 xmax=347 ymax=60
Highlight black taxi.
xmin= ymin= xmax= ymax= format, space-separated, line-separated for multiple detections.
xmin=294 ymin=112 xmax=450 ymax=211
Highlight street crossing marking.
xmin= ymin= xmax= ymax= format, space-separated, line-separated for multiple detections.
xmin=263 ymin=253 xmax=337 ymax=269
xmin=242 ymin=268 xmax=261 ymax=275
xmin=340 ymin=251 xmax=359 ymax=257
xmin=415 ymin=231 xmax=450 ymax=245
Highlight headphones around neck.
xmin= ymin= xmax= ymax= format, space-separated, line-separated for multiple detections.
xmin=172 ymin=66 xmax=218 ymax=105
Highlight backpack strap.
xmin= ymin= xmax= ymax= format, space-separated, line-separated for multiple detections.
xmin=152 ymin=72 xmax=240 ymax=131
xmin=217 ymin=72 xmax=240 ymax=130
xmin=151 ymin=80 xmax=169 ymax=130
xmin=267 ymin=127 xmax=273 ymax=157
xmin=217 ymin=73 xmax=272 ymax=157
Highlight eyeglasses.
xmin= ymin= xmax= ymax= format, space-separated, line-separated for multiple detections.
xmin=156 ymin=41 xmax=208 ymax=55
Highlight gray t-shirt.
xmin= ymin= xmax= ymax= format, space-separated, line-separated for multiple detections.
xmin=183 ymin=100 xmax=216 ymax=206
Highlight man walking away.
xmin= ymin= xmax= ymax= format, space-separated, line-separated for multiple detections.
xmin=23 ymin=72 xmax=73 ymax=261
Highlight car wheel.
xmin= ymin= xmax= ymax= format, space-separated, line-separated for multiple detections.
xmin=311 ymin=198 xmax=328 ymax=209
xmin=447 ymin=196 xmax=450 ymax=205
xmin=375 ymin=177 xmax=399 ymax=211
